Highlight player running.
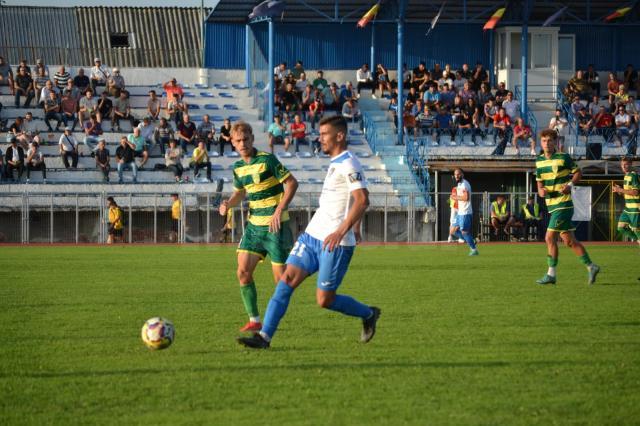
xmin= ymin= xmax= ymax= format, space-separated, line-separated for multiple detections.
xmin=237 ymin=115 xmax=380 ymax=349
xmin=535 ymin=129 xmax=600 ymax=285
xmin=613 ymin=157 xmax=640 ymax=246
xmin=219 ymin=121 xmax=298 ymax=332
xmin=450 ymin=168 xmax=479 ymax=255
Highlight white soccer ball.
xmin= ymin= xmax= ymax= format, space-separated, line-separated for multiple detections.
xmin=141 ymin=317 xmax=175 ymax=350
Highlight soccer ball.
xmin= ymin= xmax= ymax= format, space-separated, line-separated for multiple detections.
xmin=141 ymin=317 xmax=175 ymax=350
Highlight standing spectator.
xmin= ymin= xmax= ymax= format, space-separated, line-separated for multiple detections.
xmin=177 ymin=114 xmax=197 ymax=155
xmin=60 ymin=89 xmax=78 ymax=132
xmin=289 ymin=114 xmax=307 ymax=153
xmin=107 ymin=68 xmax=125 ymax=97
xmin=59 ymin=127 xmax=79 ymax=169
xmin=106 ymin=197 xmax=124 ymax=244
xmin=79 ymin=89 xmax=99 ymax=123
xmin=97 ymin=91 xmax=112 ymax=124
xmin=154 ymin=117 xmax=174 ymax=155
xmin=163 ymin=78 xmax=184 ymax=101
xmin=197 ymin=114 xmax=216 ymax=152
xmin=164 ymin=139 xmax=184 ymax=183
xmin=90 ymin=58 xmax=110 ymax=93
xmin=0 ymin=56 xmax=14 ymax=95
xmin=341 ymin=98 xmax=360 ymax=123
xmin=14 ymin=67 xmax=35 ymax=108
xmin=549 ymin=108 xmax=569 ymax=149
xmin=33 ymin=67 xmax=49 ymax=105
xmin=137 ymin=116 xmax=156 ymax=154
xmin=607 ymin=72 xmax=620 ymax=107
xmin=170 ymin=193 xmax=182 ymax=242
xmin=585 ymin=64 xmax=600 ymax=98
xmin=127 ymin=127 xmax=149 ymax=169
xmin=53 ymin=66 xmax=71 ymax=91
xmin=73 ymin=68 xmax=90 ymax=94
xmin=491 ymin=107 xmax=512 ymax=155
xmin=43 ymin=90 xmax=63 ymax=132
xmin=112 ymin=91 xmax=135 ymax=132
xmin=191 ymin=140 xmax=212 ymax=181
xmin=267 ymin=115 xmax=289 ymax=153
xmin=218 ymin=118 xmax=233 ymax=156
xmin=623 ymin=64 xmax=637 ymax=93
xmin=5 ymin=138 xmax=25 ymax=181
xmin=147 ymin=90 xmax=161 ymax=121
xmin=25 ymin=141 xmax=46 ymax=183
xmin=512 ymin=117 xmax=536 ymax=155
xmin=502 ymin=92 xmax=520 ymax=120
xmin=95 ymin=138 xmax=111 ymax=183
xmin=82 ymin=114 xmax=103 ymax=156
xmin=115 ymin=136 xmax=137 ymax=184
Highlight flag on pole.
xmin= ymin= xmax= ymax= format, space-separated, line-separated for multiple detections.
xmin=542 ymin=6 xmax=567 ymax=27
xmin=357 ymin=2 xmax=380 ymax=28
xmin=604 ymin=6 xmax=632 ymax=22
xmin=483 ymin=7 xmax=506 ymax=30
xmin=426 ymin=3 xmax=446 ymax=37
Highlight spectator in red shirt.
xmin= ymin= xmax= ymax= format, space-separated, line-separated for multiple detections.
xmin=308 ymin=96 xmax=324 ymax=130
xmin=607 ymin=72 xmax=620 ymax=107
xmin=289 ymin=114 xmax=307 ymax=153
xmin=594 ymin=105 xmax=615 ymax=142
xmin=512 ymin=117 xmax=536 ymax=156
xmin=491 ymin=107 xmax=512 ymax=155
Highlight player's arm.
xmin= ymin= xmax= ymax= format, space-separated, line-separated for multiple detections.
xmin=537 ymin=180 xmax=547 ymax=198
xmin=270 ymin=174 xmax=298 ymax=233
xmin=220 ymin=189 xmax=245 ymax=216
xmin=562 ymin=169 xmax=582 ymax=194
xmin=457 ymin=189 xmax=469 ymax=202
xmin=323 ymin=188 xmax=370 ymax=252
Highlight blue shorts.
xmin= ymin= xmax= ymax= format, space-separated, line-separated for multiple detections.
xmin=286 ymin=232 xmax=354 ymax=291
xmin=455 ymin=214 xmax=473 ymax=233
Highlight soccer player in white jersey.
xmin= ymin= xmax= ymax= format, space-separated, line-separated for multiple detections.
xmin=237 ymin=116 xmax=381 ymax=349
xmin=449 ymin=168 xmax=479 ymax=255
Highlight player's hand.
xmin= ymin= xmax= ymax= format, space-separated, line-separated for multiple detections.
xmin=219 ymin=200 xmax=228 ymax=216
xmin=322 ymin=231 xmax=343 ymax=252
xmin=269 ymin=208 xmax=282 ymax=233
xmin=612 ymin=184 xmax=622 ymax=194
xmin=538 ymin=188 xmax=547 ymax=198
xmin=561 ymin=184 xmax=572 ymax=195
xmin=354 ymin=230 xmax=362 ymax=244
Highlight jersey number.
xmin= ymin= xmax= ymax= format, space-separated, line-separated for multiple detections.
xmin=290 ymin=242 xmax=306 ymax=257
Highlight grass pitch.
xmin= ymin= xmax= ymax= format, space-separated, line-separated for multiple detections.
xmin=1 ymin=243 xmax=639 ymax=425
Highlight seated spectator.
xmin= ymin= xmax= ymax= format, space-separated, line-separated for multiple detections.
xmin=519 ymin=195 xmax=543 ymax=241
xmin=593 ymin=105 xmax=615 ymax=143
xmin=615 ymin=84 xmax=630 ymax=107
xmin=483 ymin=97 xmax=497 ymax=129
xmin=154 ymin=117 xmax=174 ymax=155
xmin=82 ymin=114 xmax=103 ymax=156
xmin=437 ymin=71 xmax=453 ymax=90
xmin=388 ymin=95 xmax=399 ymax=127
xmin=416 ymin=104 xmax=435 ymax=136
xmin=588 ymin=94 xmax=604 ymax=117
xmin=127 ymin=127 xmax=149 ymax=169
xmin=22 ymin=112 xmax=41 ymax=146
xmin=43 ymin=90 xmax=63 ymax=132
xmin=577 ymin=107 xmax=594 ymax=138
xmin=607 ymin=72 xmax=620 ymax=106
xmin=5 ymin=138 xmax=25 ymax=182
xmin=112 ymin=91 xmax=135 ymax=132
xmin=197 ymin=114 xmax=216 ymax=152
xmin=423 ymin=84 xmax=440 ymax=107
xmin=490 ymin=195 xmax=516 ymax=237
xmin=459 ymin=82 xmax=476 ymax=103
xmin=614 ymin=105 xmax=632 ymax=150
xmin=570 ymin=95 xmax=583 ymax=116
xmin=274 ymin=62 xmax=290 ymax=90
xmin=585 ymin=64 xmax=600 ymax=98
xmin=308 ymin=96 xmax=324 ymax=130
xmin=14 ymin=67 xmax=35 ymax=108
xmin=356 ymin=63 xmax=376 ymax=98
xmin=90 ymin=57 xmax=110 ymax=93
xmin=73 ymin=68 xmax=90 ymax=94
xmin=406 ymin=86 xmax=419 ymax=104
xmin=59 ymin=127 xmax=79 ymax=169
xmin=177 ymin=114 xmax=197 ymax=155
xmin=375 ymin=64 xmax=391 ymax=98
xmin=167 ymin=93 xmax=188 ymax=126
xmin=163 ymin=78 xmax=184 ymax=101
xmin=107 ymin=68 xmax=125 ymax=97
xmin=33 ymin=67 xmax=49 ymax=105
xmin=623 ymin=64 xmax=638 ymax=93
xmin=512 ymin=117 xmax=536 ymax=155
xmin=452 ymin=71 xmax=466 ymax=93
xmin=16 ymin=59 xmax=32 ymax=77
xmin=137 ymin=116 xmax=156 ymax=153
xmin=0 ymin=56 xmax=15 ymax=95
xmin=411 ymin=98 xmax=424 ymax=117
xmin=566 ymin=70 xmax=591 ymax=100
xmin=291 ymin=60 xmax=305 ymax=80
xmin=491 ymin=107 xmax=512 ymax=155
xmin=53 ymin=66 xmax=71 ymax=91
xmin=321 ymin=83 xmax=339 ymax=111
xmin=34 ymin=59 xmax=49 ymax=78
xmin=401 ymin=103 xmax=417 ymax=138
xmin=218 ymin=118 xmax=233 ymax=156
xmin=456 ymin=109 xmax=477 ymax=145
xmin=450 ymin=95 xmax=465 ymax=125
xmin=312 ymin=70 xmax=328 ymax=91
xmin=106 ymin=197 xmax=124 ymax=244
xmin=147 ymin=90 xmax=161 ymax=121
xmin=295 ymin=72 xmax=310 ymax=94
xmin=39 ymin=79 xmax=59 ymax=109
xmin=412 ymin=62 xmax=428 ymax=92
xmin=502 ymin=91 xmax=519 ymax=120
xmin=401 ymin=64 xmax=412 ymax=90
xmin=289 ymin=113 xmax=307 ymax=153
xmin=79 ymin=89 xmax=99 ymax=123
xmin=64 ymin=79 xmax=80 ymax=101
xmin=95 ymin=138 xmax=110 ymax=183
xmin=470 ymin=62 xmax=489 ymax=91
xmin=115 ymin=136 xmax=137 ymax=184
xmin=439 ymin=83 xmax=455 ymax=107
xmin=164 ymin=139 xmax=184 ymax=183
xmin=494 ymin=82 xmax=508 ymax=104
xmin=25 ymin=141 xmax=46 ymax=183
xmin=0 ymin=147 xmax=4 ymax=182
xmin=191 ymin=140 xmax=212 ymax=182
xmin=281 ymin=82 xmax=300 ymax=112
xmin=341 ymin=98 xmax=360 ymax=122
xmin=6 ymin=116 xmax=26 ymax=145
xmin=268 ymin=115 xmax=289 ymax=153
xmin=339 ymin=81 xmax=355 ymax=106
xmin=97 ymin=91 xmax=112 ymax=123
xmin=477 ymin=83 xmax=492 ymax=107
xmin=434 ymin=107 xmax=454 ymax=144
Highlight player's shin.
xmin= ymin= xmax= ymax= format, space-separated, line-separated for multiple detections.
xmin=547 ymin=255 xmax=558 ymax=277
xmin=240 ymin=282 xmax=260 ymax=322
xmin=618 ymin=226 xmax=637 ymax=241
xmin=327 ymin=294 xmax=373 ymax=319
xmin=261 ymin=281 xmax=295 ymax=340
xmin=461 ymin=232 xmax=476 ymax=249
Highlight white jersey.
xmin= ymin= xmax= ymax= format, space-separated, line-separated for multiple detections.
xmin=456 ymin=179 xmax=472 ymax=215
xmin=306 ymin=150 xmax=368 ymax=246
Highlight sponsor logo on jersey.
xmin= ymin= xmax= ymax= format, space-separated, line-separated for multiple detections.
xmin=348 ymin=172 xmax=362 ymax=183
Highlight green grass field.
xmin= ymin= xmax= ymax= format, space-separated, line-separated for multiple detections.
xmin=1 ymin=244 xmax=639 ymax=425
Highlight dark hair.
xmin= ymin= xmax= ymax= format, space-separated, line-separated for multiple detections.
xmin=107 ymin=196 xmax=115 ymax=204
xmin=540 ymin=128 xmax=558 ymax=141
xmin=10 ymin=137 xmax=17 ymax=144
xmin=621 ymin=156 xmax=633 ymax=163
xmin=171 ymin=193 xmax=179 ymax=198
xmin=318 ymin=115 xmax=348 ymax=135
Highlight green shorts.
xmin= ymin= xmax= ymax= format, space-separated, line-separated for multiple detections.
xmin=547 ymin=208 xmax=576 ymax=233
xmin=237 ymin=222 xmax=293 ymax=265
xmin=618 ymin=211 xmax=640 ymax=231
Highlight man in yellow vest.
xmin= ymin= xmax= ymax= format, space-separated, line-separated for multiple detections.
xmin=106 ymin=196 xmax=124 ymax=244
xmin=521 ymin=195 xmax=543 ymax=241
xmin=490 ymin=194 xmax=516 ymax=237
xmin=170 ymin=193 xmax=181 ymax=243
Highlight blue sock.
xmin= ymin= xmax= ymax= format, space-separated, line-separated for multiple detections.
xmin=453 ymin=230 xmax=464 ymax=240
xmin=261 ymin=281 xmax=294 ymax=339
xmin=462 ymin=232 xmax=476 ymax=249
xmin=328 ymin=294 xmax=373 ymax=319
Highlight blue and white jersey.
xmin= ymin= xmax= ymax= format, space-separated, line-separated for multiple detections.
xmin=456 ymin=179 xmax=472 ymax=215
xmin=305 ymin=150 xmax=367 ymax=246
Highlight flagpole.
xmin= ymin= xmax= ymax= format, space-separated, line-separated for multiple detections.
xmin=370 ymin=22 xmax=376 ymax=71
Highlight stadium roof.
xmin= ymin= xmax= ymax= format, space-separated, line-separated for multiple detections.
xmin=207 ymin=0 xmax=640 ymax=25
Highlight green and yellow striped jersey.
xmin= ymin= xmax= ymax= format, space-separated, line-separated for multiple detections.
xmin=233 ymin=150 xmax=291 ymax=227
xmin=623 ymin=171 xmax=640 ymax=214
xmin=535 ymin=152 xmax=578 ymax=213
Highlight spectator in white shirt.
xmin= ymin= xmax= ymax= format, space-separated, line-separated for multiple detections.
xmin=26 ymin=141 xmax=46 ymax=183
xmin=90 ymin=57 xmax=110 ymax=93
xmin=356 ymin=63 xmax=376 ymax=99
xmin=58 ymin=126 xmax=79 ymax=168
xmin=502 ymin=91 xmax=520 ymax=120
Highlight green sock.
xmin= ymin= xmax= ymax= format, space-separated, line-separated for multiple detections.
xmin=618 ymin=227 xmax=637 ymax=241
xmin=578 ymin=253 xmax=592 ymax=266
xmin=240 ymin=282 xmax=259 ymax=319
xmin=546 ymin=256 xmax=558 ymax=267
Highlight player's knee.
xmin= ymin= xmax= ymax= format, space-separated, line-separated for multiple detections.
xmin=544 ymin=234 xmax=555 ymax=245
xmin=316 ymin=292 xmax=335 ymax=309
xmin=236 ymin=268 xmax=253 ymax=283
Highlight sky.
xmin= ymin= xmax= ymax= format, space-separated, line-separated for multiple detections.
xmin=4 ymin=0 xmax=219 ymax=7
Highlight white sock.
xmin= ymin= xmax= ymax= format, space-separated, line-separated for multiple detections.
xmin=259 ymin=331 xmax=271 ymax=341
xmin=250 ymin=316 xmax=260 ymax=323
xmin=547 ymin=267 xmax=556 ymax=277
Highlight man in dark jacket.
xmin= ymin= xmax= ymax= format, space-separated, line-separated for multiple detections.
xmin=5 ymin=137 xmax=25 ymax=181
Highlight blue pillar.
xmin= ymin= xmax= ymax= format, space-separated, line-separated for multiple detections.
xmin=488 ymin=30 xmax=495 ymax=87
xmin=397 ymin=18 xmax=404 ymax=146
xmin=521 ymin=24 xmax=528 ymax=121
xmin=268 ymin=19 xmax=275 ymax=127
xmin=370 ymin=23 xmax=376 ymax=70
xmin=245 ymin=24 xmax=251 ymax=88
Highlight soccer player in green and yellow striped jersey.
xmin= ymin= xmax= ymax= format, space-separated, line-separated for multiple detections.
xmin=613 ymin=157 xmax=640 ymax=244
xmin=535 ymin=129 xmax=600 ymax=285
xmin=219 ymin=121 xmax=298 ymax=332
